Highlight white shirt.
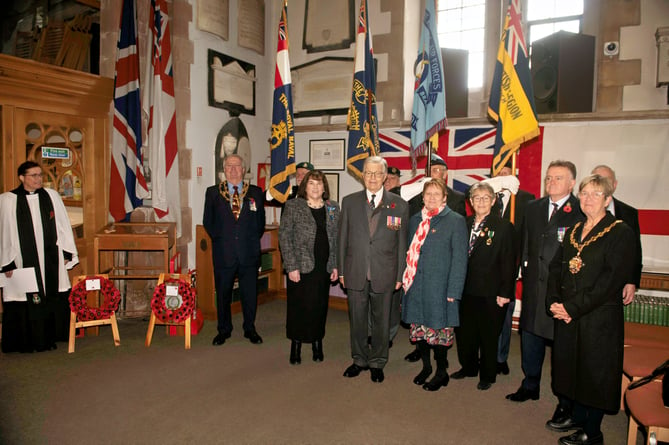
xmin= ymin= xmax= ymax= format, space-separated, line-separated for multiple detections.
xmin=548 ymin=195 xmax=571 ymax=221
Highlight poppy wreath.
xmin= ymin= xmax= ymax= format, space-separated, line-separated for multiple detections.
xmin=151 ymin=278 xmax=196 ymax=323
xmin=69 ymin=276 xmax=121 ymax=321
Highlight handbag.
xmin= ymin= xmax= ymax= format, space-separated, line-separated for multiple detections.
xmin=628 ymin=358 xmax=669 ymax=408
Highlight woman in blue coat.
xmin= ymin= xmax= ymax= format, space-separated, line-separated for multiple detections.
xmin=401 ymin=178 xmax=468 ymax=391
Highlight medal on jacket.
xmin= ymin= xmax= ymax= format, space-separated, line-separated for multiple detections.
xmin=568 ymin=220 xmax=622 ymax=274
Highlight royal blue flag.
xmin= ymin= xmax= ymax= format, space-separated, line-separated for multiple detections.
xmin=269 ymin=0 xmax=296 ymax=202
xmin=346 ymin=0 xmax=379 ymax=179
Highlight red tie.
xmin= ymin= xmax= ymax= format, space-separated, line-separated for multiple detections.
xmin=232 ymin=186 xmax=241 ymax=220
xmin=549 ymin=202 xmax=558 ymax=221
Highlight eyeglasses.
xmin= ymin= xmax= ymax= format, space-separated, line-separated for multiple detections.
xmin=24 ymin=173 xmax=44 ymax=178
xmin=471 ymin=195 xmax=492 ymax=203
xmin=363 ymin=171 xmax=385 ymax=179
xmin=578 ymin=191 xmax=605 ymax=199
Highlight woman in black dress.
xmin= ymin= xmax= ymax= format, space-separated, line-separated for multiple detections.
xmin=279 ymin=171 xmax=340 ymax=364
xmin=547 ymin=174 xmax=635 ymax=445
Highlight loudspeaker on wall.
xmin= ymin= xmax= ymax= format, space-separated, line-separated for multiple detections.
xmin=531 ymin=30 xmax=595 ymax=114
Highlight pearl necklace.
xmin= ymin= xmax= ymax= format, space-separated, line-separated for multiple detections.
xmin=307 ymin=200 xmax=324 ymax=209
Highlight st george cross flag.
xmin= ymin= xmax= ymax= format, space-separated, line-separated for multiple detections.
xmin=410 ymin=0 xmax=447 ymax=166
xmin=109 ymin=0 xmax=148 ymax=222
xmin=269 ymin=0 xmax=296 ymax=203
xmin=487 ymin=0 xmax=539 ymax=177
xmin=346 ymin=0 xmax=379 ymax=179
xmin=143 ymin=0 xmax=181 ymax=236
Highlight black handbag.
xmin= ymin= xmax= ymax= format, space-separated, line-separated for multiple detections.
xmin=628 ymin=358 xmax=669 ymax=408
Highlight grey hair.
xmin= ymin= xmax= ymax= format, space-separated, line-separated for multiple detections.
xmin=363 ymin=156 xmax=388 ymax=174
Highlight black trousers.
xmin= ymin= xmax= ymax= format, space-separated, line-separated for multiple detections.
xmin=455 ymin=294 xmax=506 ymax=383
xmin=214 ymin=263 xmax=258 ymax=335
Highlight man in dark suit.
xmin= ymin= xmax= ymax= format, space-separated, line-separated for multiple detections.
xmin=203 ymin=154 xmax=266 ymax=346
xmin=507 ymin=160 xmax=584 ymax=410
xmin=591 ymin=165 xmax=642 ymax=305
xmin=408 ymin=153 xmax=466 ymax=218
xmin=338 ymin=156 xmax=409 ymax=383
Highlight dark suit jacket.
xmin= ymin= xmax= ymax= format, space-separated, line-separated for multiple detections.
xmin=409 ymin=186 xmax=466 ymax=218
xmin=613 ymin=197 xmax=642 ymax=287
xmin=203 ymin=182 xmax=266 ymax=268
xmin=519 ymin=194 xmax=584 ymax=340
xmin=464 ymin=214 xmax=516 ymax=300
xmin=502 ymin=188 xmax=535 ymax=263
xmin=338 ymin=189 xmax=409 ymax=293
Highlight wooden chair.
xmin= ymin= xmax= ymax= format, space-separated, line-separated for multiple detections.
xmin=68 ymin=275 xmax=120 ymax=353
xmin=145 ymin=273 xmax=193 ymax=350
xmin=625 ymin=380 xmax=669 ymax=445
xmin=621 ymin=346 xmax=669 ymax=409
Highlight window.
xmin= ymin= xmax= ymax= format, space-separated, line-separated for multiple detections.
xmin=436 ymin=0 xmax=486 ymax=89
xmin=526 ymin=0 xmax=584 ymax=45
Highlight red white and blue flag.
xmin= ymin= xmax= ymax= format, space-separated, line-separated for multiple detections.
xmin=346 ymin=0 xmax=379 ymax=179
xmin=143 ymin=0 xmax=181 ymax=235
xmin=109 ymin=0 xmax=148 ymax=222
xmin=379 ymin=127 xmax=543 ymax=197
xmin=269 ymin=0 xmax=296 ymax=203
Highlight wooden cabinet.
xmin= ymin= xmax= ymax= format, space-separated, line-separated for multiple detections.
xmin=195 ymin=225 xmax=283 ymax=320
xmin=0 ymin=54 xmax=113 ymax=275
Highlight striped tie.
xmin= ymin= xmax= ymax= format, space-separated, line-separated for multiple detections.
xmin=232 ymin=186 xmax=241 ymax=220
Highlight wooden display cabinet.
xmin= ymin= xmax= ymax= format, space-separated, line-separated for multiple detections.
xmin=195 ymin=225 xmax=283 ymax=320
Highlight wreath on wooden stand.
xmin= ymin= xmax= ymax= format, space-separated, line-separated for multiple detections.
xmin=69 ymin=276 xmax=121 ymax=321
xmin=151 ymin=278 xmax=196 ymax=323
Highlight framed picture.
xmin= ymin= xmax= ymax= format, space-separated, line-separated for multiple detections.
xmin=309 ymin=139 xmax=345 ymax=171
xmin=324 ymin=173 xmax=339 ymax=202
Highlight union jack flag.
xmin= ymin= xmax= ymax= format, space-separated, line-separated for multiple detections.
xmin=380 ymin=127 xmax=544 ymax=197
xmin=109 ymin=0 xmax=148 ymax=222
xmin=505 ymin=0 xmax=528 ymax=63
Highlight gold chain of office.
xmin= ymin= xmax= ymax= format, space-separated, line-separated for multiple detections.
xmin=218 ymin=181 xmax=249 ymax=201
xmin=568 ymin=220 xmax=622 ymax=274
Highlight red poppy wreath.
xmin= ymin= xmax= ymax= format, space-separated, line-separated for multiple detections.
xmin=151 ymin=278 xmax=196 ymax=323
xmin=69 ymin=276 xmax=121 ymax=321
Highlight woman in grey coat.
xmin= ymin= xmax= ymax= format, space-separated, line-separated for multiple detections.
xmin=402 ymin=178 xmax=468 ymax=391
xmin=279 ymin=171 xmax=339 ymax=364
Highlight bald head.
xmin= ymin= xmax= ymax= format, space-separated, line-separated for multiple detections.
xmin=591 ymin=165 xmax=618 ymax=194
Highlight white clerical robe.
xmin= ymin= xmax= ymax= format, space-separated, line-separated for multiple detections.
xmin=0 ymin=188 xmax=79 ymax=301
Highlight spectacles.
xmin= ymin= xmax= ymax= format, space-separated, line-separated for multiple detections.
xmin=578 ymin=191 xmax=605 ymax=199
xmin=363 ymin=171 xmax=385 ymax=179
xmin=471 ymin=195 xmax=492 ymax=203
xmin=24 ymin=173 xmax=44 ymax=178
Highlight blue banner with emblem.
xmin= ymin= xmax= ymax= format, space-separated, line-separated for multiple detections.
xmin=269 ymin=0 xmax=296 ymax=203
xmin=346 ymin=0 xmax=379 ymax=180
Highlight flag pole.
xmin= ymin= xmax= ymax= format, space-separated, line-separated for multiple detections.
xmin=510 ymin=151 xmax=517 ymax=224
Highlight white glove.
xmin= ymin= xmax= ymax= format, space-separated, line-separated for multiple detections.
xmin=400 ymin=177 xmax=429 ymax=201
xmin=481 ymin=175 xmax=520 ymax=194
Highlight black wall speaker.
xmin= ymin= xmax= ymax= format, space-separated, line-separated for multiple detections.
xmin=530 ymin=31 xmax=595 ymax=114
xmin=441 ymin=48 xmax=468 ymax=118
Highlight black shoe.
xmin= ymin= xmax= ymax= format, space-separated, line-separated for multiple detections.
xmin=477 ymin=381 xmax=492 ymax=390
xmin=289 ymin=340 xmax=301 ymax=365
xmin=546 ymin=405 xmax=581 ymax=432
xmin=244 ymin=331 xmax=263 ymax=344
xmin=413 ymin=368 xmax=433 ymax=386
xmin=370 ymin=368 xmax=385 ymax=383
xmin=212 ymin=333 xmax=231 ymax=346
xmin=505 ymin=386 xmax=540 ymax=402
xmin=343 ymin=363 xmax=369 ymax=378
xmin=450 ymin=369 xmax=476 ymax=380
xmin=558 ymin=430 xmax=603 ymax=445
xmin=423 ymin=373 xmax=449 ymax=391
xmin=404 ymin=348 xmax=421 ymax=362
xmin=367 ymin=336 xmax=372 ymax=346
xmin=496 ymin=361 xmax=510 ymax=375
xmin=388 ymin=340 xmax=393 ymax=349
xmin=312 ymin=340 xmax=324 ymax=362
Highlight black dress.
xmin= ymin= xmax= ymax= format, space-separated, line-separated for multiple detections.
xmin=286 ymin=206 xmax=330 ymax=342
